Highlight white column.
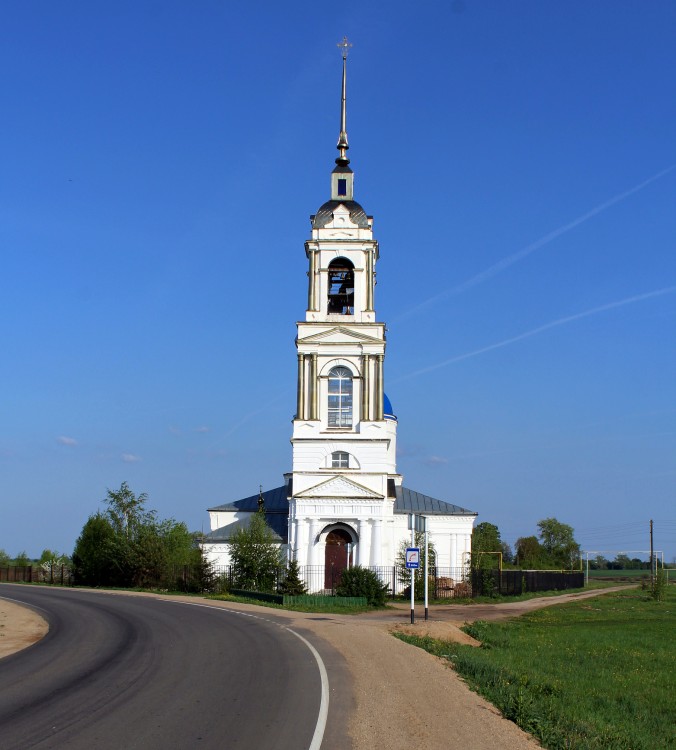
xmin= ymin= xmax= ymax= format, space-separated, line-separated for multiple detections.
xmin=361 ymin=354 xmax=370 ymax=422
xmin=370 ymin=519 xmax=382 ymax=566
xmin=358 ymin=518 xmax=371 ymax=567
xmin=450 ymin=534 xmax=458 ymax=572
xmin=287 ymin=508 xmax=295 ymax=562
xmin=310 ymin=354 xmax=318 ymax=420
xmin=296 ymin=354 xmax=305 ymax=420
xmin=309 ymin=519 xmax=321 ymax=566
xmin=374 ymin=355 xmax=384 ymax=420
xmin=464 ymin=533 xmax=472 ymax=569
xmin=296 ymin=518 xmax=309 ymax=567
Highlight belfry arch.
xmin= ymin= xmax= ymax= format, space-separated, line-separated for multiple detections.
xmin=327 ymin=258 xmax=354 ymax=314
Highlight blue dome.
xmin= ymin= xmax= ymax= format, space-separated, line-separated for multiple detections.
xmin=383 ymin=393 xmax=397 ymax=421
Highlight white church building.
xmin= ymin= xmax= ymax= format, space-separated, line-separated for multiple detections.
xmin=203 ymin=42 xmax=477 ymax=588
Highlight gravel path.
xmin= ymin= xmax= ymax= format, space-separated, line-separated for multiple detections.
xmin=0 ymin=586 xmax=632 ymax=749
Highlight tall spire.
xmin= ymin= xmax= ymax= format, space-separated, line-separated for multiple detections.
xmin=336 ymin=36 xmax=352 ymax=166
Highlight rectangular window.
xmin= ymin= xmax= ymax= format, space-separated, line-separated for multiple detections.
xmin=337 ymin=178 xmax=347 ymax=196
xmin=328 ymin=367 xmax=353 ymax=428
xmin=332 ymin=451 xmax=349 ymax=468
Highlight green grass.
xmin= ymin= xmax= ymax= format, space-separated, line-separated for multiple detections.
xmin=401 ymin=580 xmax=621 ymax=606
xmin=587 ymin=569 xmax=659 ymax=579
xmin=208 ymin=592 xmax=379 ymax=614
xmin=396 ymin=585 xmax=676 ymax=749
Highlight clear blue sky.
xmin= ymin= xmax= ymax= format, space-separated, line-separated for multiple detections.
xmin=2 ymin=1 xmax=675 ymax=562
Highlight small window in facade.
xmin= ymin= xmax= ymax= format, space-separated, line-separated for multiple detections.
xmin=327 ymin=258 xmax=354 ymax=314
xmin=337 ymin=178 xmax=347 ymax=196
xmin=332 ymin=451 xmax=349 ymax=468
xmin=328 ymin=366 xmax=353 ymax=427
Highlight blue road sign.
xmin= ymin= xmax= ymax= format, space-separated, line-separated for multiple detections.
xmin=405 ymin=548 xmax=420 ymax=569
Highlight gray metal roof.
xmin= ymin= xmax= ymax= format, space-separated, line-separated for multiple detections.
xmin=208 ymin=485 xmax=289 ymax=513
xmin=204 ymin=512 xmax=288 ymax=543
xmin=394 ymin=486 xmax=477 ymax=516
xmin=205 ymin=485 xmax=289 ymax=543
xmin=206 ymin=484 xmax=474 ymax=546
xmin=312 ymin=200 xmax=369 ymax=229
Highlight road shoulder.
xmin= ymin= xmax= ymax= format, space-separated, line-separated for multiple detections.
xmin=0 ymin=596 xmax=49 ymax=659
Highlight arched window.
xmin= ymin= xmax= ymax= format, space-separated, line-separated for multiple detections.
xmin=327 ymin=258 xmax=354 ymax=314
xmin=328 ymin=366 xmax=353 ymax=427
xmin=331 ymin=451 xmax=349 ymax=468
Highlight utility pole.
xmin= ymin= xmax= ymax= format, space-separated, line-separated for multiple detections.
xmin=650 ymin=519 xmax=654 ymax=587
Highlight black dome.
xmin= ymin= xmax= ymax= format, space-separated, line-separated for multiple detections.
xmin=312 ymin=200 xmax=369 ymax=229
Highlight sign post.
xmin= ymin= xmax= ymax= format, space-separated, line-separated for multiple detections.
xmin=420 ymin=515 xmax=429 ymax=620
xmin=406 ymin=514 xmax=420 ymax=624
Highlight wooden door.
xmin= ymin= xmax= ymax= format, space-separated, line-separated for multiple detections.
xmin=324 ymin=529 xmax=352 ymax=589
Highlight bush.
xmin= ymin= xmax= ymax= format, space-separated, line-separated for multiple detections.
xmin=651 ymin=569 xmax=667 ymax=602
xmin=336 ymin=566 xmax=389 ymax=606
xmin=278 ymin=559 xmax=307 ymax=595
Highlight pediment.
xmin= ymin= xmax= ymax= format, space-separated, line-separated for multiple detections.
xmin=328 ymin=205 xmax=359 ymax=229
xmin=298 ymin=326 xmax=383 ymax=345
xmin=327 ymin=230 xmax=357 ymax=238
xmin=295 ymin=476 xmax=383 ymax=500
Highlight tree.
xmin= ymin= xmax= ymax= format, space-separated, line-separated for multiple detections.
xmin=191 ymin=548 xmax=218 ymax=593
xmin=515 ymin=536 xmax=544 ymax=568
xmin=229 ymin=512 xmax=284 ymax=592
xmin=39 ymin=549 xmax=69 ymax=566
xmin=278 ymin=558 xmax=307 ymax=596
xmin=471 ymin=522 xmax=503 ymax=569
xmin=537 ymin=518 xmax=581 ymax=569
xmin=591 ymin=555 xmax=609 ymax=570
xmin=104 ymin=481 xmax=153 ymax=538
xmin=39 ymin=549 xmax=68 ymax=580
xmin=0 ymin=549 xmax=10 ymax=567
xmin=396 ymin=531 xmax=436 ymax=594
xmin=133 ymin=519 xmax=200 ymax=588
xmin=500 ymin=542 xmax=514 ymax=565
xmin=73 ymin=513 xmax=122 ymax=586
xmin=13 ymin=551 xmax=31 ymax=567
xmin=73 ymin=485 xmax=203 ymax=589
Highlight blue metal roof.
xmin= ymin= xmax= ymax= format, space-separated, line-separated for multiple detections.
xmin=394 ymin=486 xmax=476 ymax=516
xmin=383 ymin=392 xmax=397 ymax=421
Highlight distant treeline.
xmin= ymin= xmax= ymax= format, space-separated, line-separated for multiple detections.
xmin=588 ymin=555 xmax=662 ymax=570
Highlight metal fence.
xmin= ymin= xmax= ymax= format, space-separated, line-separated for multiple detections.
xmin=210 ymin=564 xmax=472 ymax=598
xmin=0 ymin=565 xmax=73 ymax=585
xmin=470 ymin=569 xmax=585 ymax=597
xmin=0 ymin=564 xmax=584 ymax=598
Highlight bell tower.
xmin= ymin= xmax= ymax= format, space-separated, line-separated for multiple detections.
xmin=203 ymin=40 xmax=477 ymax=583
xmin=289 ymin=38 xmax=400 ymax=570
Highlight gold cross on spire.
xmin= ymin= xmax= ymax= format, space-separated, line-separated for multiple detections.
xmin=337 ymin=35 xmax=352 ymax=60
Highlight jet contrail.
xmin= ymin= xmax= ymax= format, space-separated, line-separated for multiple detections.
xmin=395 ymin=164 xmax=676 ymax=321
xmin=393 ymin=286 xmax=676 ymax=383
xmin=222 ymin=392 xmax=286 ymax=439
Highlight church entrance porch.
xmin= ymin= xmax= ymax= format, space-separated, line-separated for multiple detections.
xmin=324 ymin=527 xmax=354 ymax=589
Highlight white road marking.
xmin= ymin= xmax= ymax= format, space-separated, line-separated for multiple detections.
xmin=159 ymin=600 xmax=329 ymax=750
xmin=0 ymin=594 xmax=51 ymax=616
xmin=284 ymin=627 xmax=330 ymax=750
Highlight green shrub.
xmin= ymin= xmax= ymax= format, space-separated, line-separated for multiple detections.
xmin=278 ymin=559 xmax=308 ymax=595
xmin=651 ymin=569 xmax=667 ymax=601
xmin=336 ymin=565 xmax=389 ymax=606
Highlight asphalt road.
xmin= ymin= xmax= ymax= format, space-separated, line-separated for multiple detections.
xmin=0 ymin=585 xmax=341 ymax=750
